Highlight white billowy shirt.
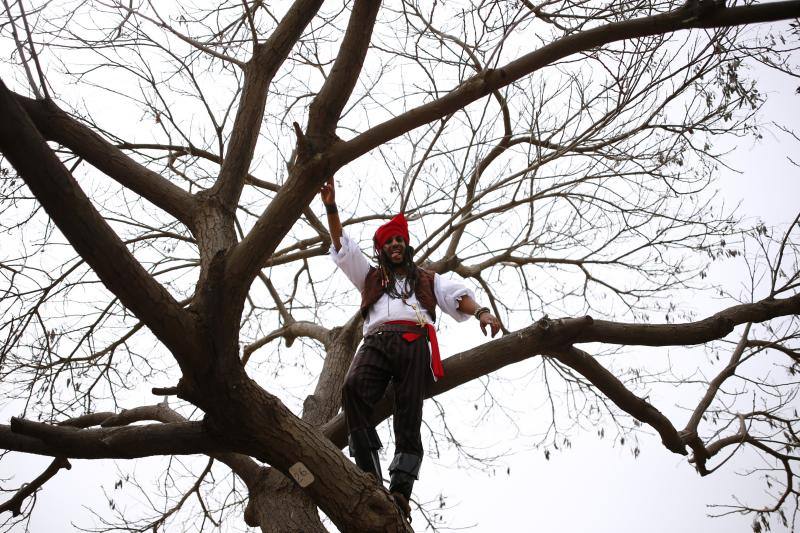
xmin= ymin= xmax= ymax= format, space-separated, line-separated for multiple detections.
xmin=330 ymin=232 xmax=474 ymax=336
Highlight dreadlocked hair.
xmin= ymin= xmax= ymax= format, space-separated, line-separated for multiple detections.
xmin=375 ymin=245 xmax=418 ymax=299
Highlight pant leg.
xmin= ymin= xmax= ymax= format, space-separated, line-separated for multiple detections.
xmin=391 ymin=334 xmax=432 ymax=456
xmin=342 ymin=336 xmax=393 ymax=435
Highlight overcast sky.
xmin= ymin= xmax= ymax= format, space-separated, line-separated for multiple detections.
xmin=2 ymin=10 xmax=799 ymax=533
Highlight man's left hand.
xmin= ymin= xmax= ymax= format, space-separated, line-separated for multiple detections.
xmin=479 ymin=312 xmax=502 ymax=337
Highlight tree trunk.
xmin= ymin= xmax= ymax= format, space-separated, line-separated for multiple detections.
xmin=245 ymin=468 xmax=328 ymax=533
xmin=243 ymin=316 xmax=370 ymax=532
xmin=181 ymin=361 xmax=409 ymax=532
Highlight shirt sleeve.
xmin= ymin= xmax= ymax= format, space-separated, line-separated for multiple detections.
xmin=330 ymin=232 xmax=371 ymax=291
xmin=433 ymin=273 xmax=474 ymax=322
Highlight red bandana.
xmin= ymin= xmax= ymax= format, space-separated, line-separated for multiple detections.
xmin=373 ymin=213 xmax=410 ymax=248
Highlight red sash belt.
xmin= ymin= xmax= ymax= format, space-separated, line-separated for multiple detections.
xmin=384 ymin=320 xmax=444 ymax=380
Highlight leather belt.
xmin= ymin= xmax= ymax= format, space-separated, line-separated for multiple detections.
xmin=371 ymin=323 xmax=427 ymax=336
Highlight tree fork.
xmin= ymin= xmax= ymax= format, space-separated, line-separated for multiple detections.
xmin=178 ymin=363 xmax=411 ymax=532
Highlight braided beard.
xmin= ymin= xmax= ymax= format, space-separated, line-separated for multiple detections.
xmin=376 ymin=247 xmax=418 ymax=299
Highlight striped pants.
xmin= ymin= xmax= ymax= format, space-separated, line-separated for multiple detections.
xmin=342 ymin=329 xmax=433 ymax=456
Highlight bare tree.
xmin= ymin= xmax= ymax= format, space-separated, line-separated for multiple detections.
xmin=1 ymin=0 xmax=800 ymax=531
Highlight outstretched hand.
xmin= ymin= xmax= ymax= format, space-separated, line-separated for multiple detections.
xmin=320 ymin=176 xmax=336 ymax=205
xmin=479 ymin=312 xmax=502 ymax=337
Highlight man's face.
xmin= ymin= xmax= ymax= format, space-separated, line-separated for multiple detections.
xmin=382 ymin=235 xmax=406 ymax=265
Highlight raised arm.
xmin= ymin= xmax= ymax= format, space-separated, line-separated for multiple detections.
xmin=320 ymin=176 xmax=343 ymax=252
xmin=321 ymin=175 xmax=370 ymax=290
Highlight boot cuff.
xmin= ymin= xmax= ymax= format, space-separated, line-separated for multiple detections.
xmin=388 ymin=452 xmax=422 ymax=478
xmin=348 ymin=427 xmax=382 ymax=457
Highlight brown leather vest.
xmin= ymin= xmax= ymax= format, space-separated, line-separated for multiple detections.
xmin=360 ymin=267 xmax=438 ymax=322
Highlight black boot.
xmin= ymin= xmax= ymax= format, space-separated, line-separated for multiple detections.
xmin=348 ymin=428 xmax=383 ymax=482
xmin=389 ymin=453 xmax=422 ymax=522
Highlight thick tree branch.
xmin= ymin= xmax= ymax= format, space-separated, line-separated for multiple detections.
xmin=239 ymin=316 xmax=364 ymax=530
xmin=6 ymin=404 xmax=265 ymax=509
xmin=573 ymin=294 xmax=800 ymax=346
xmin=329 ymin=0 xmax=800 ymax=167
xmin=0 ymin=79 xmax=204 ymax=366
xmin=306 ymin=0 xmax=382 ymax=139
xmin=225 ymin=156 xmax=330 ymax=303
xmin=210 ymin=0 xmax=325 ymax=210
xmin=205 ymin=0 xmax=366 ymax=292
xmin=3 ymin=405 xmax=263 ymax=513
xmin=102 ymin=403 xmax=264 ymax=488
xmin=302 ymin=313 xmax=363 ymax=426
xmin=152 ymin=386 xmax=179 ymax=396
xmin=185 ymin=370 xmax=411 ymax=532
xmin=322 ymin=294 xmax=800 ymax=447
xmin=14 ymin=93 xmax=197 ymax=228
xmin=57 ymin=412 xmax=116 ymax=428
xmin=0 ymin=419 xmax=234 ymax=459
xmin=546 ymin=345 xmax=685 ymax=453
xmin=104 ymin=403 xmax=265 ymax=488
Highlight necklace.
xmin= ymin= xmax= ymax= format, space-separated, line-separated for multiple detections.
xmin=395 ymin=277 xmax=413 ymax=299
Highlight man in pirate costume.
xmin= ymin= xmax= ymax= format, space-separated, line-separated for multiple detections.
xmin=320 ymin=176 xmax=501 ymax=520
